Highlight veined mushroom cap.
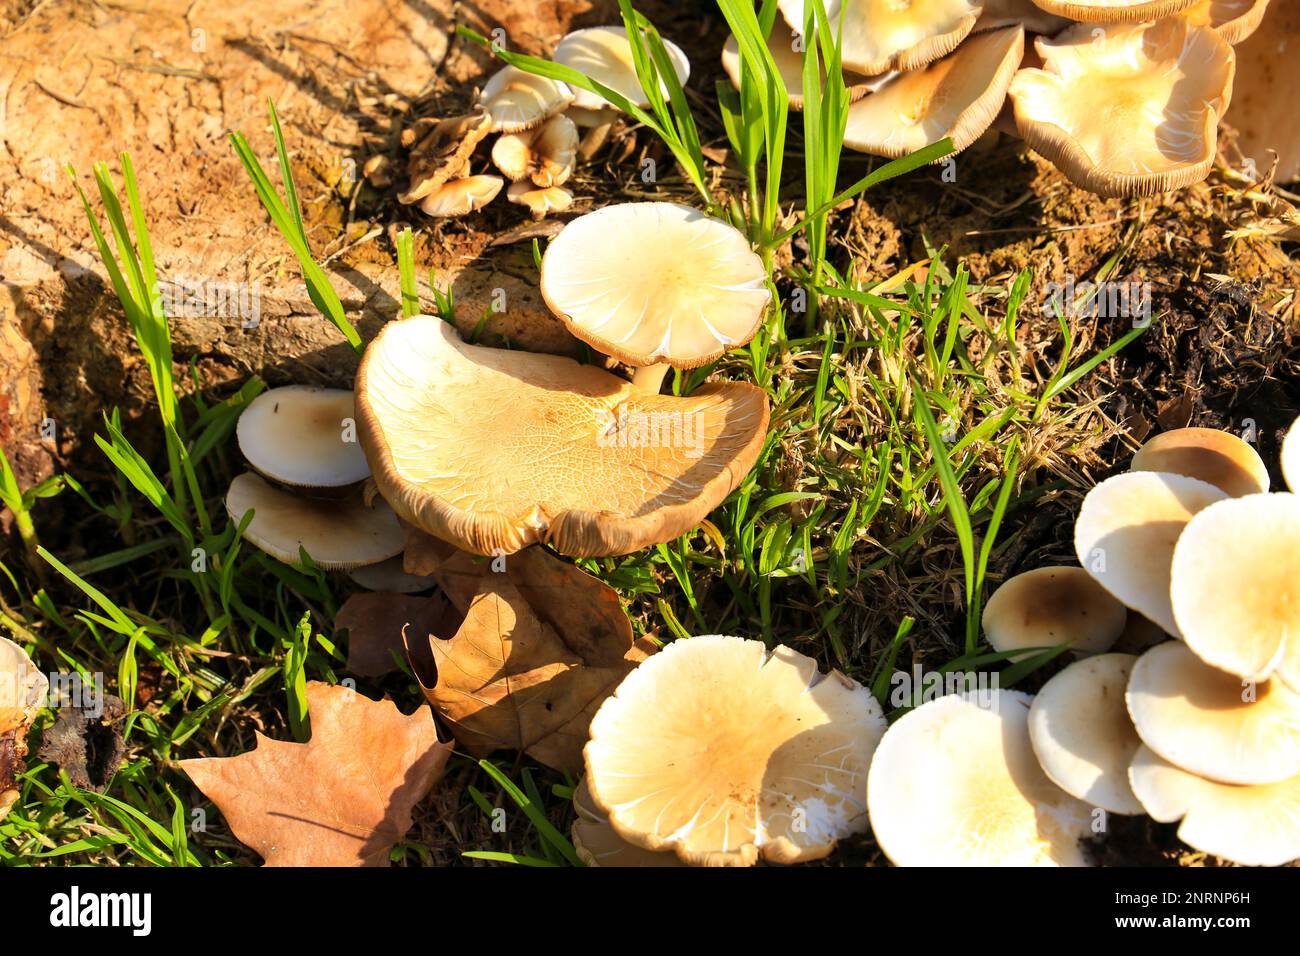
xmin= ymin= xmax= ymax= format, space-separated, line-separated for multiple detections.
xmin=491 ymin=114 xmax=578 ymax=187
xmin=539 ymin=202 xmax=770 ymax=368
xmin=477 ymin=66 xmax=575 ymax=133
xmin=778 ymin=0 xmax=983 ymax=76
xmin=571 ymin=779 xmax=686 ymax=867
xmin=1028 ymin=654 xmax=1144 ymax=814
xmin=552 ymin=26 xmax=690 ymax=111
xmin=225 ymin=472 xmax=405 ymax=570
xmin=1282 ymin=414 xmax=1299 ymax=493
xmin=0 ymin=636 xmax=46 ymax=737
xmin=720 ymin=26 xmax=879 ymax=111
xmin=1073 ymin=471 xmax=1227 ymax=636
xmin=867 ymin=690 xmax=1094 ymax=866
xmin=1009 ymin=20 xmax=1235 ymax=197
xmin=982 ymin=565 xmax=1127 ymax=661
xmin=584 ymin=635 xmax=885 ymax=866
xmin=1129 ymin=744 xmax=1300 ymax=866
xmin=418 ymin=176 xmax=504 ymax=218
xmin=354 ymin=317 xmax=770 ymax=557
xmin=506 ymin=182 xmax=574 ymax=220
xmin=974 ymin=0 xmax=1071 ymax=34
xmin=1183 ymin=0 xmax=1272 ymax=44
xmin=1170 ymin=492 xmax=1300 ymax=690
xmin=1030 ymin=0 xmax=1201 ymax=19
xmin=844 ymin=26 xmax=1025 ymax=158
xmin=1129 ymin=426 xmax=1269 ymax=497
xmin=1127 ymin=641 xmax=1300 ymax=785
xmin=236 ymin=386 xmax=371 ymax=489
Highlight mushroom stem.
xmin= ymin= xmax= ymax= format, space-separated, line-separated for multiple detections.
xmin=578 ymin=119 xmax=614 ymax=162
xmin=631 ymin=363 xmax=671 ymax=393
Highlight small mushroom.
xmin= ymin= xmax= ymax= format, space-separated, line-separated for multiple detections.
xmin=843 ymin=26 xmax=1025 ymax=158
xmin=720 ymin=24 xmax=881 ymax=111
xmin=1170 ymin=492 xmax=1300 ymax=690
xmin=506 ymin=181 xmax=573 ymax=220
xmin=584 ymin=635 xmax=886 ymax=866
xmin=552 ymin=26 xmax=690 ymax=112
xmin=1129 ymin=426 xmax=1270 ymax=498
xmin=225 ymin=472 xmax=405 ymax=570
xmin=0 ymin=636 xmax=47 ymax=823
xmin=1127 ymin=641 xmax=1300 ymax=786
xmin=1183 ymin=0 xmax=1272 ymax=44
xmin=1009 ymin=19 xmax=1235 ymax=197
xmin=982 ymin=565 xmax=1127 ymax=661
xmin=539 ymin=202 xmax=771 ymax=392
xmin=1073 ymin=471 xmax=1227 ymax=636
xmin=491 ymin=114 xmax=578 ymax=187
xmin=867 ymin=690 xmax=1094 ymax=866
xmin=398 ymin=110 xmax=492 ymax=205
xmin=418 ymin=176 xmax=504 ymax=218
xmin=346 ymin=556 xmax=435 ymax=594
xmin=1028 ymin=653 xmax=1145 ymax=815
xmin=571 ymin=779 xmax=686 ymax=867
xmin=1030 ymin=0 xmax=1201 ymax=18
xmin=1283 ymin=414 xmax=1299 ymax=492
xmin=476 ymin=65 xmax=574 ymax=133
xmin=236 ymin=386 xmax=371 ymax=489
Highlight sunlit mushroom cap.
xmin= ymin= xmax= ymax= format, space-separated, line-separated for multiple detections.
xmin=720 ymin=25 xmax=879 ymax=111
xmin=867 ymin=690 xmax=1094 ymax=865
xmin=1129 ymin=744 xmax=1300 ymax=866
xmin=1009 ymin=20 xmax=1234 ymax=197
xmin=347 ymin=556 xmax=434 ymax=594
xmin=1282 ymin=414 xmax=1299 ymax=492
xmin=398 ymin=110 xmax=492 ymax=204
xmin=974 ymin=0 xmax=1070 ymax=34
xmin=354 ymin=317 xmax=769 ymax=557
xmin=982 ymin=565 xmax=1127 ymax=661
xmin=1073 ymin=471 xmax=1227 ymax=636
xmin=0 ymin=636 xmax=46 ymax=738
xmin=1028 ymin=653 xmax=1144 ymax=814
xmin=584 ymin=635 xmax=885 ymax=866
xmin=844 ymin=26 xmax=1025 ymax=158
xmin=553 ymin=26 xmax=690 ymax=111
xmin=236 ymin=386 xmax=371 ymax=489
xmin=1030 ymin=0 xmax=1200 ymax=19
xmin=1170 ymin=492 xmax=1300 ymax=690
xmin=778 ymin=0 xmax=982 ymax=76
xmin=225 ymin=472 xmax=405 ymax=569
xmin=1127 ymin=640 xmax=1300 ymax=785
xmin=476 ymin=66 xmax=575 ymax=133
xmin=1183 ymin=0 xmax=1272 ymax=44
xmin=506 ymin=182 xmax=574 ymax=220
xmin=539 ymin=202 xmax=770 ymax=368
xmin=491 ymin=114 xmax=578 ymax=187
xmin=1129 ymin=426 xmax=1269 ymax=497
xmin=571 ymin=779 xmax=686 ymax=867
xmin=418 ymin=176 xmax=504 ymax=218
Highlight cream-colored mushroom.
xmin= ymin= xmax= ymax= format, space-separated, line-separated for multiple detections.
xmin=720 ymin=24 xmax=881 ymax=111
xmin=346 ymin=556 xmax=435 ymax=594
xmin=570 ymin=779 xmax=686 ymax=867
xmin=506 ymin=181 xmax=573 ymax=220
xmin=552 ymin=26 xmax=690 ymax=111
xmin=1031 ymin=0 xmax=1201 ymax=19
xmin=491 ymin=114 xmax=578 ymax=188
xmin=1129 ymin=426 xmax=1270 ymax=498
xmin=982 ymin=565 xmax=1127 ymax=661
xmin=1283 ymin=414 xmax=1300 ymax=492
xmin=398 ymin=110 xmax=492 ymax=204
xmin=0 ymin=636 xmax=48 ymax=823
xmin=1182 ymin=0 xmax=1272 ymax=44
xmin=974 ymin=0 xmax=1070 ymax=34
xmin=236 ymin=386 xmax=371 ymax=488
xmin=418 ymin=176 xmax=504 ymax=218
xmin=476 ymin=66 xmax=574 ymax=133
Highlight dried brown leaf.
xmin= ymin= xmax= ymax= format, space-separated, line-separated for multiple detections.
xmin=336 ymin=590 xmax=457 ymax=677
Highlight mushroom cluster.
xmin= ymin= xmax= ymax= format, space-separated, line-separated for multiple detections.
xmin=0 ymin=635 xmax=46 ymax=823
xmin=728 ymin=1 xmax=1279 ymax=196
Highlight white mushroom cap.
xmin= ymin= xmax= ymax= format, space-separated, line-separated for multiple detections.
xmin=539 ymin=202 xmax=770 ymax=368
xmin=982 ymin=565 xmax=1127 ymax=661
xmin=346 ymin=556 xmax=435 ymax=594
xmin=506 ymin=181 xmax=573 ymax=220
xmin=1028 ymin=654 xmax=1144 ymax=814
xmin=1170 ymin=492 xmax=1300 ymax=690
xmin=1129 ymin=426 xmax=1269 ymax=497
xmin=584 ymin=635 xmax=885 ymax=866
xmin=552 ymin=26 xmax=690 ymax=112
xmin=1282 ymin=414 xmax=1299 ymax=492
xmin=571 ymin=779 xmax=686 ymax=867
xmin=236 ymin=386 xmax=371 ymax=489
xmin=720 ymin=25 xmax=880 ymax=111
xmin=491 ymin=114 xmax=578 ymax=187
xmin=418 ymin=176 xmax=504 ymax=218
xmin=476 ymin=66 xmax=575 ymax=133
xmin=843 ymin=26 xmax=1025 ymax=158
xmin=1127 ymin=640 xmax=1300 ymax=785
xmin=225 ymin=472 xmax=405 ymax=570
xmin=867 ymin=690 xmax=1094 ymax=865
xmin=0 ymin=635 xmax=46 ymax=737
xmin=1183 ymin=0 xmax=1272 ymax=44
xmin=1073 ymin=471 xmax=1228 ymax=636
xmin=1030 ymin=0 xmax=1201 ymax=19
xmin=1129 ymin=744 xmax=1300 ymax=866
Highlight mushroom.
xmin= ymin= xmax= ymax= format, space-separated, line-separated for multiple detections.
xmin=476 ymin=66 xmax=574 ymax=133
xmin=354 ymin=317 xmax=769 ymax=557
xmin=1030 ymin=0 xmax=1201 ymax=18
xmin=720 ymin=24 xmax=882 ymax=111
xmin=491 ymin=114 xmax=578 ymax=188
xmin=1228 ymin=0 xmax=1299 ymax=182
xmin=1183 ymin=0 xmax=1272 ymax=44
xmin=225 ymin=472 xmax=405 ymax=569
xmin=506 ymin=182 xmax=574 ymax=220
xmin=1008 ymin=19 xmax=1235 ymax=197
xmin=867 ymin=690 xmax=1094 ymax=866
xmin=346 ymin=556 xmax=435 ymax=594
xmin=236 ymin=386 xmax=371 ymax=489
xmin=777 ymin=0 xmax=983 ymax=77
xmin=0 ymin=636 xmax=47 ymax=823
xmin=843 ymin=26 xmax=1025 ymax=158
xmin=1170 ymin=492 xmax=1300 ymax=690
xmin=552 ymin=26 xmax=690 ymax=112
xmin=538 ymin=202 xmax=771 ymax=392
xmin=1128 ymin=744 xmax=1300 ymax=866
xmin=583 ymin=635 xmax=886 ymax=866
xmin=398 ymin=110 xmax=492 ymax=205
xmin=570 ymin=779 xmax=686 ymax=867
xmin=1128 ymin=426 xmax=1270 ymax=498
xmin=1073 ymin=471 xmax=1227 ymax=636
xmin=1028 ymin=653 xmax=1145 ymax=815
xmin=974 ymin=0 xmax=1070 ymax=34
xmin=1127 ymin=640 xmax=1300 ymax=786
xmin=1283 ymin=414 xmax=1299 ymax=492
xmin=982 ymin=565 xmax=1127 ymax=661
xmin=418 ymin=176 xmax=504 ymax=218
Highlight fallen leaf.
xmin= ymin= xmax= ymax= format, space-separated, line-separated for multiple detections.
xmin=336 ymin=590 xmax=457 ymax=677
xmin=179 ymin=682 xmax=451 ymax=866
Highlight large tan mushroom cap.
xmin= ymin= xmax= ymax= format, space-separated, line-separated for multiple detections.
xmin=236 ymin=386 xmax=370 ymax=489
xmin=0 ymin=636 xmax=46 ymax=738
xmin=1009 ymin=20 xmax=1235 ymax=197
xmin=1229 ymin=1 xmax=1299 ymax=182
xmin=571 ymin=779 xmax=686 ymax=867
xmin=1127 ymin=641 xmax=1300 ymax=785
xmin=1183 ymin=0 xmax=1272 ymax=44
xmin=1029 ymin=654 xmax=1144 ymax=815
xmin=1073 ymin=471 xmax=1227 ymax=636
xmin=1129 ymin=426 xmax=1269 ymax=497
xmin=355 ymin=317 xmax=769 ymax=558
xmin=1129 ymin=744 xmax=1300 ymax=866
xmin=225 ymin=472 xmax=405 ymax=570
xmin=585 ymin=635 xmax=883 ymax=866
xmin=720 ymin=26 xmax=881 ymax=111
xmin=1030 ymin=0 xmax=1201 ymax=20
xmin=539 ymin=203 xmax=770 ymax=369
xmin=1283 ymin=414 xmax=1300 ymax=492
xmin=778 ymin=0 xmax=983 ymax=76
xmin=476 ymin=66 xmax=574 ymax=133
xmin=1170 ymin=493 xmax=1300 ymax=690
xmin=844 ymin=26 xmax=1025 ymax=158
xmin=552 ymin=26 xmax=690 ymax=112
xmin=982 ymin=565 xmax=1127 ymax=661
xmin=867 ymin=690 xmax=1094 ymax=866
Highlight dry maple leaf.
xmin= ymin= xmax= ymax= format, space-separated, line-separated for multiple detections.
xmin=179 ymin=682 xmax=451 ymax=866
xmin=336 ymin=591 xmax=456 ymax=677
